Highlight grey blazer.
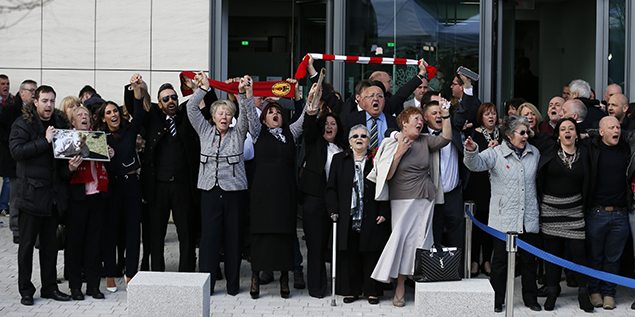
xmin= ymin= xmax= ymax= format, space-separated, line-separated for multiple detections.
xmin=187 ymin=89 xmax=258 ymax=191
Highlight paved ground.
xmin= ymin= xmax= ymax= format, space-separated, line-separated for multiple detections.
xmin=0 ymin=215 xmax=634 ymax=316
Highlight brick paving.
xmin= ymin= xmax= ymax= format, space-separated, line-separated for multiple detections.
xmin=0 ymin=216 xmax=634 ymax=316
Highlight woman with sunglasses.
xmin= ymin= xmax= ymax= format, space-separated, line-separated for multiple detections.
xmin=464 ymin=115 xmax=541 ymax=313
xmin=95 ymin=74 xmax=146 ymax=292
xmin=370 ymin=105 xmax=451 ymax=307
xmin=299 ymin=105 xmax=346 ymax=299
xmin=325 ymin=124 xmax=390 ymax=305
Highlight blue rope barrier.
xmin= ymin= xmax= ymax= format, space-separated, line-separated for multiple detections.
xmin=465 ymin=209 xmax=635 ymax=289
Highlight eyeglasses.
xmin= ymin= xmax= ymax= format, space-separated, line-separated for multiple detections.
xmin=362 ymin=93 xmax=384 ymax=100
xmin=350 ymin=134 xmax=368 ymax=139
xmin=514 ymin=130 xmax=528 ymax=136
xmin=161 ymin=94 xmax=178 ymax=103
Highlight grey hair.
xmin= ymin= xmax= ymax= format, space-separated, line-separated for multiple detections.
xmin=569 ymin=79 xmax=592 ymax=99
xmin=348 ymin=124 xmax=369 ymax=138
xmin=568 ymin=99 xmax=587 ymax=121
xmin=501 ymin=115 xmax=533 ymax=139
xmin=209 ymin=99 xmax=236 ymax=118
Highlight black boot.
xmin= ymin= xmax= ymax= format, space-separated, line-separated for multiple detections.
xmin=250 ymin=271 xmax=260 ymax=299
xmin=280 ymin=271 xmax=290 ymax=298
xmin=578 ymin=287 xmax=594 ymax=313
xmin=543 ymin=286 xmax=559 ymax=311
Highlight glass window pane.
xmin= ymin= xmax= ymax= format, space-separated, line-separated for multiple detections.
xmin=608 ymin=0 xmax=625 ymax=88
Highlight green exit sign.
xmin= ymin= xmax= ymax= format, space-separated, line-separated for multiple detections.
xmin=241 ymin=40 xmax=249 ymax=46
xmin=387 ymin=42 xmax=395 ymax=47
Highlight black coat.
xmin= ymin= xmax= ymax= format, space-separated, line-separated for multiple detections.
xmin=452 ymin=93 xmax=481 ymax=132
xmin=9 ymin=107 xmax=70 ymax=216
xmin=0 ymin=95 xmax=25 ymax=177
xmin=325 ymin=151 xmax=390 ymax=252
xmin=300 ymin=113 xmax=343 ymax=197
xmin=586 ymin=136 xmax=632 ymax=208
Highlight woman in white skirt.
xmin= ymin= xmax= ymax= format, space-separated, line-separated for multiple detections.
xmin=368 ymin=103 xmax=452 ymax=307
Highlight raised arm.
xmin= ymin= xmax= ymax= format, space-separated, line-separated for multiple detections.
xmin=186 ymin=74 xmax=211 ymax=136
xmin=463 ymin=137 xmax=497 ymax=172
xmin=235 ymin=75 xmax=258 ymax=140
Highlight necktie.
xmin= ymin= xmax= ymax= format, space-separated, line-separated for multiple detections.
xmin=167 ymin=116 xmax=177 ymax=137
xmin=369 ymin=117 xmax=378 ymax=150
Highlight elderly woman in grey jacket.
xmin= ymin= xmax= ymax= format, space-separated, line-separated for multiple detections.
xmin=188 ymin=72 xmax=258 ymax=295
xmin=463 ymin=115 xmax=541 ymax=313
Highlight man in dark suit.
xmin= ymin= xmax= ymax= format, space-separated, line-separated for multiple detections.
xmin=139 ymin=82 xmax=212 ymax=272
xmin=345 ymin=81 xmax=397 ymax=153
xmin=423 ymin=100 xmax=469 ymax=276
xmin=451 ymin=74 xmax=481 ymax=132
xmin=0 ymin=79 xmax=37 ymax=244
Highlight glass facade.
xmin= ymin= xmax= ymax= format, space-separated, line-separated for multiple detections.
xmin=343 ymin=0 xmax=480 ymax=99
xmin=608 ymin=0 xmax=626 ymax=88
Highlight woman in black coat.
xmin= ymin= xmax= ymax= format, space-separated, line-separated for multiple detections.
xmin=300 ymin=110 xmax=347 ymax=298
xmin=325 ymin=124 xmax=390 ymax=305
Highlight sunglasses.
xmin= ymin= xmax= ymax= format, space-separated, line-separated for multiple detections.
xmin=514 ymin=130 xmax=528 ymax=136
xmin=350 ymin=134 xmax=368 ymax=139
xmin=161 ymin=94 xmax=178 ymax=103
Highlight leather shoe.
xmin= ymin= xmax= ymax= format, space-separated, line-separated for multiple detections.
xmin=41 ymin=290 xmax=71 ymax=301
xmin=343 ymin=296 xmax=359 ymax=304
xmin=631 ymin=298 xmax=635 ymax=310
xmin=603 ymin=296 xmax=616 ymax=310
xmin=70 ymin=288 xmax=84 ymax=300
xmin=20 ymin=295 xmax=34 ymax=306
xmin=86 ymin=288 xmax=105 ymax=299
xmin=494 ymin=304 xmax=503 ymax=313
xmin=293 ymin=271 xmax=306 ymax=290
xmin=368 ymin=297 xmax=380 ymax=305
xmin=524 ymin=302 xmax=542 ymax=311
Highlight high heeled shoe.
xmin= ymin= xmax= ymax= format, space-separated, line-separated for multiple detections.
xmin=481 ymin=261 xmax=492 ymax=276
xmin=392 ymin=295 xmax=405 ymax=307
xmin=250 ymin=272 xmax=260 ymax=299
xmin=106 ymin=277 xmax=117 ymax=293
xmin=470 ymin=262 xmax=480 ymax=277
xmin=279 ymin=271 xmax=290 ymax=299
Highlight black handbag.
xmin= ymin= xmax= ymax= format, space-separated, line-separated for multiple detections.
xmin=413 ymin=245 xmax=462 ymax=282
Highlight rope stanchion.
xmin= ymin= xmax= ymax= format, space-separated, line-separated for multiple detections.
xmin=505 ymin=232 xmax=518 ymax=317
xmin=464 ymin=209 xmax=635 ymax=289
xmin=463 ymin=201 xmax=475 ymax=279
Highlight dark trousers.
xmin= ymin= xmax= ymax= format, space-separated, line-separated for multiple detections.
xmin=586 ymin=208 xmax=630 ymax=296
xmin=199 ymin=187 xmax=241 ymax=295
xmin=302 ymin=195 xmax=329 ymax=297
xmin=490 ymin=232 xmax=539 ymax=306
xmin=433 ymin=186 xmax=465 ymax=275
xmin=542 ymin=233 xmax=586 ymax=288
xmin=471 ymin=205 xmax=493 ymax=265
xmin=150 ymin=181 xmax=195 ymax=272
xmin=103 ymin=174 xmax=141 ymax=278
xmin=66 ymin=194 xmax=105 ymax=290
xmin=140 ymin=201 xmax=151 ymax=271
xmin=18 ymin=211 xmax=59 ymax=297
xmin=8 ymin=177 xmax=19 ymax=239
xmin=336 ymin=229 xmax=382 ymax=297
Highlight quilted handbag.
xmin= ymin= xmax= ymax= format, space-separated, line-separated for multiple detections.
xmin=413 ymin=245 xmax=461 ymax=282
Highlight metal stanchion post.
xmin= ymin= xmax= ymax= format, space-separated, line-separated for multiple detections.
xmin=330 ymin=213 xmax=338 ymax=307
xmin=505 ymin=232 xmax=518 ymax=317
xmin=464 ymin=201 xmax=474 ymax=279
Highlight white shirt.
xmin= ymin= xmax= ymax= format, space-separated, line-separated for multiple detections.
xmin=428 ymin=127 xmax=459 ymax=193
xmin=325 ymin=143 xmax=343 ymax=181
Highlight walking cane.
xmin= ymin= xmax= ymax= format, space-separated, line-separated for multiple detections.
xmin=330 ymin=213 xmax=339 ymax=306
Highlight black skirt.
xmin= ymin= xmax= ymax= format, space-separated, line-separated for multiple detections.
xmin=250 ymin=234 xmax=294 ymax=271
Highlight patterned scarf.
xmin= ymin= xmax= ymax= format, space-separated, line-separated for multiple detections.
xmin=481 ymin=126 xmax=499 ymax=143
xmin=557 ymin=147 xmax=579 ymax=169
xmin=350 ymin=158 xmax=366 ymax=232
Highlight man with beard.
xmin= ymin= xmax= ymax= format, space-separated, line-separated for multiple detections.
xmin=139 ymin=82 xmax=212 ymax=272
xmin=538 ymin=96 xmax=564 ymax=135
xmin=607 ymin=93 xmax=634 ymax=131
xmin=0 ymin=79 xmax=37 ymax=243
xmin=586 ymin=116 xmax=631 ymax=310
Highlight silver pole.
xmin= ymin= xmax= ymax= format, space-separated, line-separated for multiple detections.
xmin=464 ymin=201 xmax=474 ymax=279
xmin=505 ymin=232 xmax=518 ymax=317
xmin=330 ymin=213 xmax=339 ymax=306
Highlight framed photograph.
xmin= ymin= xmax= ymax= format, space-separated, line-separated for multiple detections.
xmin=53 ymin=129 xmax=110 ymax=162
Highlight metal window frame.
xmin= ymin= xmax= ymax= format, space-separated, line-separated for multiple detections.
xmin=595 ymin=0 xmax=609 ymax=96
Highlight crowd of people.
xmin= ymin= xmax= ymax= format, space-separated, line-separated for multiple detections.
xmin=1 ymin=61 xmax=635 ymax=313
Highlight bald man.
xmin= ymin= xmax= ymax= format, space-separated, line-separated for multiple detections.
xmin=538 ymin=96 xmax=564 ymax=135
xmin=586 ymin=115 xmax=631 ymax=309
xmin=603 ymin=83 xmax=622 ymax=104
xmin=607 ymin=93 xmax=633 ymax=130
xmin=369 ymin=71 xmax=391 ymax=94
